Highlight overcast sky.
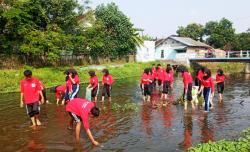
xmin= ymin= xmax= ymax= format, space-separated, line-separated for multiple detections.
xmin=87 ymin=0 xmax=250 ymax=38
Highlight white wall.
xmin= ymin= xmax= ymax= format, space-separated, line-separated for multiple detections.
xmin=136 ymin=41 xmax=156 ymax=62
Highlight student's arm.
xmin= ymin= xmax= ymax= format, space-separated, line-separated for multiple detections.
xmin=20 ymin=93 xmax=24 ymax=108
xmin=86 ymin=129 xmax=100 ymax=146
xmin=69 ymin=74 xmax=76 ymax=84
xmin=39 ymin=91 xmax=44 ymax=104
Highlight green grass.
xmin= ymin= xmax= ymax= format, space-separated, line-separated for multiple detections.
xmin=188 ymin=128 xmax=250 ymax=152
xmin=0 ymin=62 xmax=158 ymax=93
xmin=194 ymin=63 xmax=246 ymax=74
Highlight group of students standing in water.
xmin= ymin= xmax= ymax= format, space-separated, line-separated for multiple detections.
xmin=19 ymin=63 xmax=225 ymax=146
xmin=20 ymin=68 xmax=114 ymax=146
xmin=140 ymin=63 xmax=226 ymax=112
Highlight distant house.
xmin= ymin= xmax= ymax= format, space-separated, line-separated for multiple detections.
xmin=155 ymin=36 xmax=213 ymax=62
xmin=136 ymin=41 xmax=155 ymax=62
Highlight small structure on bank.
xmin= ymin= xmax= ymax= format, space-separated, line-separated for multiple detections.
xmin=136 ymin=41 xmax=156 ymax=62
xmin=155 ymin=36 xmax=213 ymax=62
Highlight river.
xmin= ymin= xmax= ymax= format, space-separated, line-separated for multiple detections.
xmin=0 ymin=74 xmax=249 ymax=152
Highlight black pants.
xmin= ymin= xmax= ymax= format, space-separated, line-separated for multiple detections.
xmin=102 ymin=84 xmax=111 ymax=97
xmin=162 ymin=81 xmax=171 ymax=94
xmin=183 ymin=83 xmax=193 ymax=101
xmin=26 ymin=102 xmax=40 ymax=117
xmin=142 ymin=84 xmax=151 ymax=96
xmin=217 ymin=82 xmax=224 ymax=94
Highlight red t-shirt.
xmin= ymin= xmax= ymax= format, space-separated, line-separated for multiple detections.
xmin=197 ymin=70 xmax=204 ymax=81
xmin=102 ymin=75 xmax=113 ymax=85
xmin=141 ymin=73 xmax=151 ymax=85
xmin=66 ymin=98 xmax=95 ymax=130
xmin=56 ymin=85 xmax=66 ymax=99
xmin=90 ymin=76 xmax=98 ymax=88
xmin=72 ymin=75 xmax=80 ymax=84
xmin=152 ymin=67 xmax=157 ymax=79
xmin=20 ymin=78 xmax=42 ymax=104
xmin=216 ymin=74 xmax=225 ymax=83
xmin=66 ymin=79 xmax=72 ymax=92
xmin=182 ymin=72 xmax=193 ymax=89
xmin=201 ymin=77 xmax=214 ymax=92
xmin=36 ymin=79 xmax=45 ymax=90
xmin=163 ymin=71 xmax=173 ymax=82
xmin=157 ymin=67 xmax=164 ymax=80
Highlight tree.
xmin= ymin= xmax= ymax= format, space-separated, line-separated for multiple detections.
xmin=204 ymin=18 xmax=236 ymax=49
xmin=95 ymin=3 xmax=141 ymax=58
xmin=177 ymin=23 xmax=204 ymax=41
xmin=233 ymin=32 xmax=250 ymax=50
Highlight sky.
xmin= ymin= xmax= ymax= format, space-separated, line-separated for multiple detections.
xmin=87 ymin=0 xmax=250 ymax=38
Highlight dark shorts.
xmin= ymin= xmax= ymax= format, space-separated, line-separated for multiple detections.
xmin=26 ymin=102 xmax=40 ymax=117
xmin=68 ymin=112 xmax=82 ymax=123
xmin=217 ymin=82 xmax=224 ymax=94
xmin=183 ymin=83 xmax=193 ymax=101
xmin=162 ymin=81 xmax=171 ymax=94
xmin=102 ymin=84 xmax=111 ymax=97
xmin=91 ymin=86 xmax=99 ymax=97
xmin=142 ymin=84 xmax=151 ymax=96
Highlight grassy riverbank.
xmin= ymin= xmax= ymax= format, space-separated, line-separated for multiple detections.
xmin=191 ymin=62 xmax=246 ymax=74
xmin=0 ymin=62 xmax=157 ymax=93
xmin=188 ymin=128 xmax=250 ymax=152
xmin=0 ymin=62 xmax=246 ymax=93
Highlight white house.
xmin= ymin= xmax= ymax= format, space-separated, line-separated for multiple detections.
xmin=155 ymin=36 xmax=213 ymax=62
xmin=136 ymin=41 xmax=156 ymax=62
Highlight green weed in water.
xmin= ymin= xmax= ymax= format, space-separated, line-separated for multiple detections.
xmin=111 ymin=101 xmax=139 ymax=112
xmin=188 ymin=127 xmax=250 ymax=152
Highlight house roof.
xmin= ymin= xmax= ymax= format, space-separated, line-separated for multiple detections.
xmin=156 ymin=36 xmax=212 ymax=49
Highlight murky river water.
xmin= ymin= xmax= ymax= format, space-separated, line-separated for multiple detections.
xmin=0 ymin=74 xmax=249 ymax=152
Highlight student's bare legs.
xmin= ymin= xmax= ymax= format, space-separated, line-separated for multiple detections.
xmin=101 ymin=96 xmax=105 ymax=102
xmin=61 ymin=99 xmax=65 ymax=105
xmin=56 ymin=98 xmax=60 ymax=105
xmin=35 ymin=115 xmax=41 ymax=126
xmin=184 ymin=101 xmax=188 ymax=111
xmin=147 ymin=95 xmax=150 ymax=102
xmin=75 ymin=122 xmax=81 ymax=142
xmin=30 ymin=117 xmax=36 ymax=127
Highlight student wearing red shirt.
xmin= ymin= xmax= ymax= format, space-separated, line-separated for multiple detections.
xmin=195 ymin=67 xmax=204 ymax=96
xmin=198 ymin=68 xmax=214 ymax=112
xmin=101 ymin=69 xmax=114 ymax=102
xmin=66 ymin=98 xmax=100 ymax=146
xmin=181 ymin=68 xmax=195 ymax=110
xmin=216 ymin=69 xmax=225 ymax=101
xmin=162 ymin=67 xmax=174 ymax=100
xmin=141 ymin=68 xmax=153 ymax=102
xmin=167 ymin=64 xmax=174 ymax=89
xmin=68 ymin=69 xmax=80 ymax=100
xmin=51 ymin=85 xmax=66 ymax=105
xmin=87 ymin=71 xmax=99 ymax=102
xmin=151 ymin=64 xmax=157 ymax=89
xmin=156 ymin=64 xmax=164 ymax=90
xmin=64 ymin=70 xmax=72 ymax=103
xmin=20 ymin=70 xmax=44 ymax=127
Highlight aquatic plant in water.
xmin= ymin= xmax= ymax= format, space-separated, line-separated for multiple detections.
xmin=111 ymin=101 xmax=139 ymax=112
xmin=188 ymin=127 xmax=250 ymax=152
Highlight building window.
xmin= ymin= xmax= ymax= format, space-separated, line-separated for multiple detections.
xmin=161 ymin=50 xmax=164 ymax=58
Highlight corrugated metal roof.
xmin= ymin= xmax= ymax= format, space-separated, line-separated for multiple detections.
xmin=156 ymin=36 xmax=212 ymax=48
xmin=170 ymin=36 xmax=212 ymax=48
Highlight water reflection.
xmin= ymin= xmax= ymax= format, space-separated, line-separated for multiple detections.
xmin=181 ymin=112 xmax=193 ymax=149
xmin=199 ymin=113 xmax=214 ymax=143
